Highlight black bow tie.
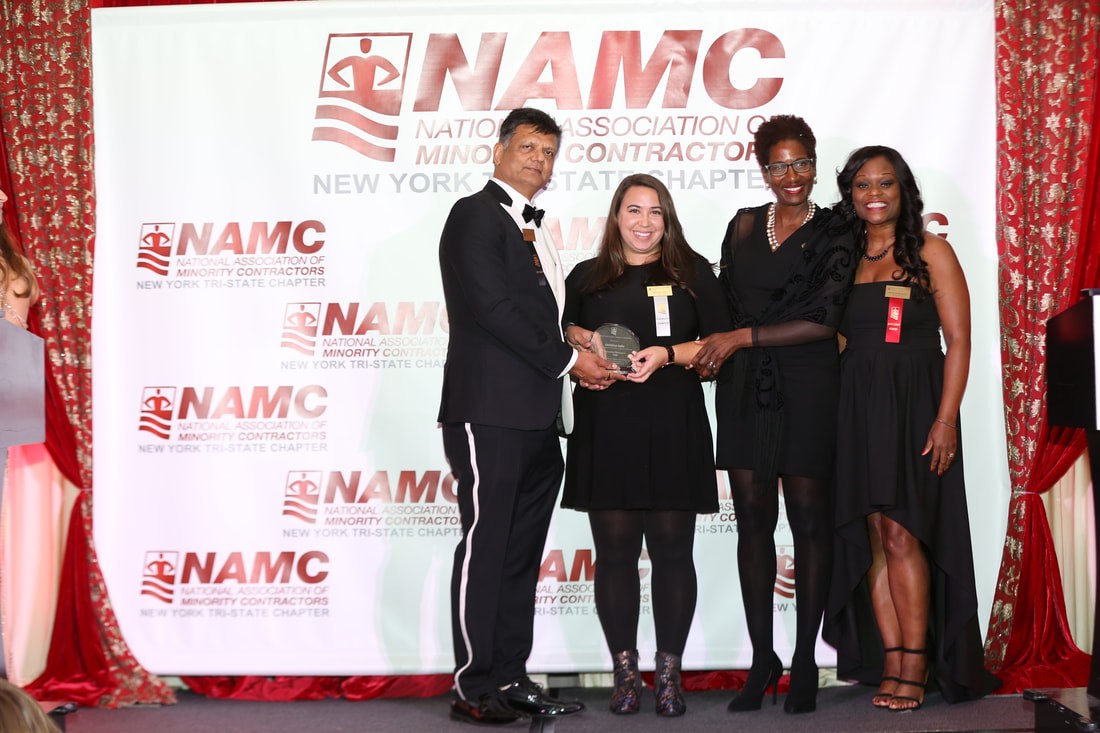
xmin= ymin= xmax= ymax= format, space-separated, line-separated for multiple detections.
xmin=522 ymin=203 xmax=545 ymax=228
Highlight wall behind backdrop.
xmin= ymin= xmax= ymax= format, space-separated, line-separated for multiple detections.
xmin=88 ymin=0 xmax=1002 ymax=676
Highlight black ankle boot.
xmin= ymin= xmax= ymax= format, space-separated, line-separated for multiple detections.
xmin=727 ymin=652 xmax=782 ymax=712
xmin=654 ymin=651 xmax=686 ymax=716
xmin=609 ymin=649 xmax=641 ymax=714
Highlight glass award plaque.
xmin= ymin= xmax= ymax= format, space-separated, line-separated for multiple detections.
xmin=593 ymin=323 xmax=640 ymax=373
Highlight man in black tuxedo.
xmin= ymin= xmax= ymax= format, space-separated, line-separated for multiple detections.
xmin=438 ymin=107 xmax=620 ymax=725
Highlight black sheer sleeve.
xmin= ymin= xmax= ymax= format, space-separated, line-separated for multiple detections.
xmin=754 ymin=319 xmax=835 ymax=346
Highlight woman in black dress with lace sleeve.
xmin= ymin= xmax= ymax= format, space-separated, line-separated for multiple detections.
xmin=693 ymin=115 xmax=857 ymax=715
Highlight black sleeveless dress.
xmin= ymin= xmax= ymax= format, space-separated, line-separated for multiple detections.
xmin=823 ymin=281 xmax=999 ymax=701
xmin=561 ymin=258 xmax=731 ymax=512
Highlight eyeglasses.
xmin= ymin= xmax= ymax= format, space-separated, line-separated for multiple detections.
xmin=763 ymin=158 xmax=815 ymax=176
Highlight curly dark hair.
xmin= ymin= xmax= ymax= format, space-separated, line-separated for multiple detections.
xmin=499 ymin=107 xmax=562 ymax=147
xmin=579 ymin=173 xmax=709 ymax=295
xmin=835 ymin=145 xmax=930 ymax=289
xmin=753 ymin=114 xmax=817 ymax=168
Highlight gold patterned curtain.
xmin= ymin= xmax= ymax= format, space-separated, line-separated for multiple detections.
xmin=1 ymin=0 xmax=93 ymax=482
xmin=984 ymin=0 xmax=1100 ymax=689
xmin=1 ymin=0 xmax=173 ymax=706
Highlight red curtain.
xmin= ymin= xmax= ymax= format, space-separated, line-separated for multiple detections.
xmin=1073 ymin=40 xmax=1100 ymax=306
xmin=1 ymin=0 xmax=174 ymax=707
xmin=982 ymin=1 xmax=1100 ymax=691
xmin=0 ymin=58 xmax=83 ymax=491
xmin=1018 ymin=6 xmax=1100 ymax=499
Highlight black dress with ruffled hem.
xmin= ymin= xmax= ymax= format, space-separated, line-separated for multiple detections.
xmin=823 ymin=282 xmax=1000 ymax=702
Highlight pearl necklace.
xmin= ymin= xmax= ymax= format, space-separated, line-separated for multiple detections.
xmin=863 ymin=243 xmax=893 ymax=262
xmin=767 ymin=201 xmax=816 ymax=252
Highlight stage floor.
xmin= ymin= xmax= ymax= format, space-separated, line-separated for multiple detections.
xmin=62 ymin=684 xmax=1035 ymax=733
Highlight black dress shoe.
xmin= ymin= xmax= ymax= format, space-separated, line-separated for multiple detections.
xmin=499 ymin=676 xmax=586 ymax=716
xmin=450 ymin=693 xmax=527 ymax=725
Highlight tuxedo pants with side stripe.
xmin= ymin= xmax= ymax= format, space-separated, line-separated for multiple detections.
xmin=442 ymin=421 xmax=563 ymax=701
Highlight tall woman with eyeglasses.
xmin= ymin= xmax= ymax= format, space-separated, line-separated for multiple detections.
xmin=693 ymin=115 xmax=857 ymax=715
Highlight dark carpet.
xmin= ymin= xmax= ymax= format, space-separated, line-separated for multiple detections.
xmin=60 ymin=685 xmax=1038 ymax=733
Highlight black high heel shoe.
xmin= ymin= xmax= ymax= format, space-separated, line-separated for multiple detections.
xmin=727 ymin=652 xmax=782 ymax=712
xmin=783 ymin=660 xmax=819 ymax=714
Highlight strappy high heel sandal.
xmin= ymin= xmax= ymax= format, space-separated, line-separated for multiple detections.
xmin=888 ymin=647 xmax=928 ymax=712
xmin=873 ymin=646 xmax=903 ymax=708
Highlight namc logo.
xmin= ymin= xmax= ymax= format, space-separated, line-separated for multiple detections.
xmin=134 ymin=220 xmax=327 ymax=280
xmin=139 ymin=550 xmax=331 ymax=605
xmin=137 ymin=223 xmax=175 ymax=276
xmin=281 ymin=469 xmax=457 ymax=526
xmin=141 ymin=551 xmax=179 ymax=604
xmin=278 ymin=301 xmax=448 ymax=359
xmin=311 ymin=28 xmax=786 ymax=163
xmin=282 ymin=303 xmax=322 ymax=355
xmin=283 ymin=471 xmax=322 ymax=523
xmin=139 ymin=387 xmax=176 ymax=440
xmin=137 ymin=384 xmax=329 ymax=443
xmin=313 ymin=33 xmax=412 ymax=161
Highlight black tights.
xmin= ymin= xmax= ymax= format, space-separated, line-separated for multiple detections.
xmin=589 ymin=510 xmax=698 ymax=655
xmin=729 ymin=469 xmax=832 ymax=669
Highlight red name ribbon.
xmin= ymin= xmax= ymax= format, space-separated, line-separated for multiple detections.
xmin=885 ymin=298 xmax=904 ymax=343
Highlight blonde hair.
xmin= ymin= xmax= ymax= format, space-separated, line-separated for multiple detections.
xmin=0 ymin=679 xmax=61 ymax=733
xmin=0 ymin=222 xmax=39 ymax=302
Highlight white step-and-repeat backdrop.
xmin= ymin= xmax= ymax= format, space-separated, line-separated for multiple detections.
xmin=90 ymin=0 xmax=1000 ymax=675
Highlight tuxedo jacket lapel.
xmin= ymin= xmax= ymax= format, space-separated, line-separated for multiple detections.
xmin=532 ymin=230 xmax=565 ymax=320
xmin=531 ymin=229 xmax=572 ymax=434
xmin=487 ymin=180 xmax=563 ymax=316
xmin=480 ymin=181 xmax=573 ymax=434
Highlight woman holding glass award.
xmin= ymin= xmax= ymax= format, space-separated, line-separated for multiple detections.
xmin=561 ymin=173 xmax=730 ymax=717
